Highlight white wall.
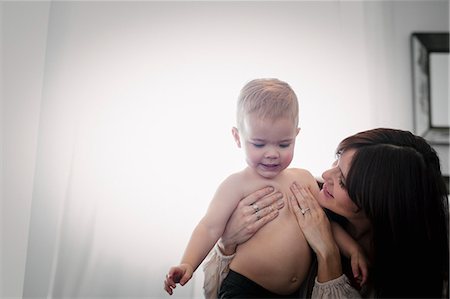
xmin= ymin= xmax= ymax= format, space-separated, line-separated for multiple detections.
xmin=1 ymin=2 xmax=50 ymax=297
xmin=1 ymin=1 xmax=448 ymax=298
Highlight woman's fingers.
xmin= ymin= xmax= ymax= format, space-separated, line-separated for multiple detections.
xmin=290 ymin=183 xmax=314 ymax=219
xmin=289 ymin=195 xmax=303 ymax=221
xmin=301 ymin=185 xmax=322 ymax=210
xmin=291 ymin=183 xmax=322 ymax=214
xmin=290 ymin=183 xmax=308 ymax=209
xmin=220 ymin=187 xmax=283 ymax=252
xmin=240 ymin=208 xmax=280 ymax=239
xmin=237 ymin=187 xmax=284 ymax=218
xmin=239 ymin=186 xmax=274 ymax=206
xmin=258 ymin=200 xmax=281 ymax=217
xmin=254 ymin=191 xmax=284 ymax=212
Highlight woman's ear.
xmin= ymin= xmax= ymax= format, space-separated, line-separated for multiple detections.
xmin=232 ymin=127 xmax=241 ymax=148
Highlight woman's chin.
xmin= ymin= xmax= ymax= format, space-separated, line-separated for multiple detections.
xmin=317 ymin=190 xmax=330 ymax=208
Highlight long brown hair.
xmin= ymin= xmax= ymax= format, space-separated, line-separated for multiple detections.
xmin=337 ymin=128 xmax=449 ymax=298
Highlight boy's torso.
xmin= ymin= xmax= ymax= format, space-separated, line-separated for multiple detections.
xmin=229 ymin=167 xmax=313 ymax=295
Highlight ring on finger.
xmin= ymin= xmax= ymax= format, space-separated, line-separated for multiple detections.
xmin=300 ymin=207 xmax=311 ymax=215
xmin=252 ymin=203 xmax=260 ymax=213
xmin=255 ymin=210 xmax=261 ymax=220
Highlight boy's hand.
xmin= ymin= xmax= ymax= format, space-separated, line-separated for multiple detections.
xmin=349 ymin=247 xmax=369 ymax=287
xmin=163 ymin=263 xmax=194 ymax=295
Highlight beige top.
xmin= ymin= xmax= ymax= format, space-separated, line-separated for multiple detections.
xmin=203 ymin=245 xmax=363 ymax=299
xmin=202 ymin=244 xmax=235 ymax=299
xmin=312 ymin=275 xmax=361 ymax=299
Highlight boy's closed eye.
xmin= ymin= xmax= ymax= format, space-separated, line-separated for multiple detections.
xmin=252 ymin=143 xmax=265 ymax=148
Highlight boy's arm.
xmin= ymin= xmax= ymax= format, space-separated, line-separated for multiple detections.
xmin=168 ymin=174 xmax=244 ymax=286
xmin=331 ymin=222 xmax=368 ymax=285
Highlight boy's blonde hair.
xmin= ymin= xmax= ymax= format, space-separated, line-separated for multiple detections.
xmin=236 ymin=78 xmax=299 ymax=131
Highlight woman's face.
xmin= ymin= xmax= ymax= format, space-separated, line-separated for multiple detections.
xmin=318 ymin=148 xmax=362 ymax=219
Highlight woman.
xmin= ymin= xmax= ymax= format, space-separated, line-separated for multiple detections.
xmin=204 ymin=128 xmax=449 ymax=298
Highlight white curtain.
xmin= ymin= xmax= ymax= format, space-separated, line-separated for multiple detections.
xmin=1 ymin=1 xmax=447 ymax=298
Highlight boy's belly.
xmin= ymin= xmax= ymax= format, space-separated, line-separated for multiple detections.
xmin=229 ymin=212 xmax=312 ymax=295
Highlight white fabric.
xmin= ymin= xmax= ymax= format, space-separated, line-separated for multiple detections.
xmin=202 ymin=244 xmax=235 ymax=299
xmin=312 ymin=274 xmax=362 ymax=299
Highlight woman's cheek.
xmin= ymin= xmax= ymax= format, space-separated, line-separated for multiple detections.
xmin=317 ymin=189 xmax=331 ymax=208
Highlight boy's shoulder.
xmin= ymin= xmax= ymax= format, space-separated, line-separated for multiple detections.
xmin=216 ymin=168 xmax=251 ymax=192
xmin=221 ymin=168 xmax=248 ymax=183
xmin=285 ymin=167 xmax=315 ymax=179
xmin=285 ymin=167 xmax=320 ymax=194
xmin=213 ymin=168 xmax=261 ymax=202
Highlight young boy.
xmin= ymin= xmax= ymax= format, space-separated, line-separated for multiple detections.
xmin=164 ymin=79 xmax=364 ymax=298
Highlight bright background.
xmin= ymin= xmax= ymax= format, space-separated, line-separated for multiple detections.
xmin=2 ymin=1 xmax=449 ymax=298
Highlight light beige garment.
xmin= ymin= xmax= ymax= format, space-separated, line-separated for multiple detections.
xmin=202 ymin=244 xmax=235 ymax=299
xmin=312 ymin=274 xmax=362 ymax=299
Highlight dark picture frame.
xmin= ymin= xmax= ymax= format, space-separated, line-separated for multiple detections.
xmin=411 ymin=32 xmax=449 ymax=144
xmin=411 ymin=32 xmax=449 ymax=193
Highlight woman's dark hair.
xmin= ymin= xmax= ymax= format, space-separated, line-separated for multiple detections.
xmin=337 ymin=128 xmax=449 ymax=298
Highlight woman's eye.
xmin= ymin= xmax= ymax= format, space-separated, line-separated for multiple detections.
xmin=338 ymin=178 xmax=346 ymax=188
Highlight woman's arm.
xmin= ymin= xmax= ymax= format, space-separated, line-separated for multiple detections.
xmin=289 ymin=183 xmax=361 ymax=299
xmin=289 ymin=183 xmax=342 ymax=282
xmin=202 ymin=186 xmax=284 ymax=299
xmin=331 ymin=222 xmax=368 ymax=286
xmin=289 ymin=183 xmax=362 ymax=298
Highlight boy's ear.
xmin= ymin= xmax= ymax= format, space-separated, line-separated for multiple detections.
xmin=232 ymin=127 xmax=241 ymax=148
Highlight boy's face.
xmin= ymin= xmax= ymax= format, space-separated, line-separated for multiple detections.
xmin=232 ymin=113 xmax=299 ymax=179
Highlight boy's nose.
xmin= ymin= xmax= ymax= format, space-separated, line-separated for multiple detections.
xmin=265 ymin=148 xmax=279 ymax=159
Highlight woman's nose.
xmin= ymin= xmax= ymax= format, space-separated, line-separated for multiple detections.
xmin=322 ymin=168 xmax=333 ymax=183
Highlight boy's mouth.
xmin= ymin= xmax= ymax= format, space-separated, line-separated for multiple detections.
xmin=260 ymin=163 xmax=279 ymax=169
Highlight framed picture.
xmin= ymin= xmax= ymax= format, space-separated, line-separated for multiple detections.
xmin=411 ymin=32 xmax=449 ymax=192
xmin=411 ymin=32 xmax=449 ymax=144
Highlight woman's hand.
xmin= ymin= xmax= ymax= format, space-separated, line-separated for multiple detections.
xmin=289 ymin=183 xmax=343 ymax=283
xmin=218 ymin=186 xmax=284 ymax=255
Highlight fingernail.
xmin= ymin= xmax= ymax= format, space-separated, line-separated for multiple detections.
xmin=268 ymin=186 xmax=274 ymax=192
xmin=277 ymin=199 xmax=284 ymax=208
xmin=276 ymin=192 xmax=283 ymax=199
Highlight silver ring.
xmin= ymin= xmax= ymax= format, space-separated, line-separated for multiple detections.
xmin=255 ymin=210 xmax=261 ymax=220
xmin=300 ymin=207 xmax=310 ymax=215
xmin=252 ymin=203 xmax=260 ymax=213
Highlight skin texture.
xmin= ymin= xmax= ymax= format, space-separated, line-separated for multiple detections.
xmin=164 ymin=115 xmax=320 ymax=295
xmin=218 ymin=186 xmax=285 ymax=255
xmin=289 ymin=149 xmax=371 ymax=286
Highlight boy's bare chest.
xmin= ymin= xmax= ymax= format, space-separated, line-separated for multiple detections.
xmin=242 ymin=171 xmax=297 ymax=200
